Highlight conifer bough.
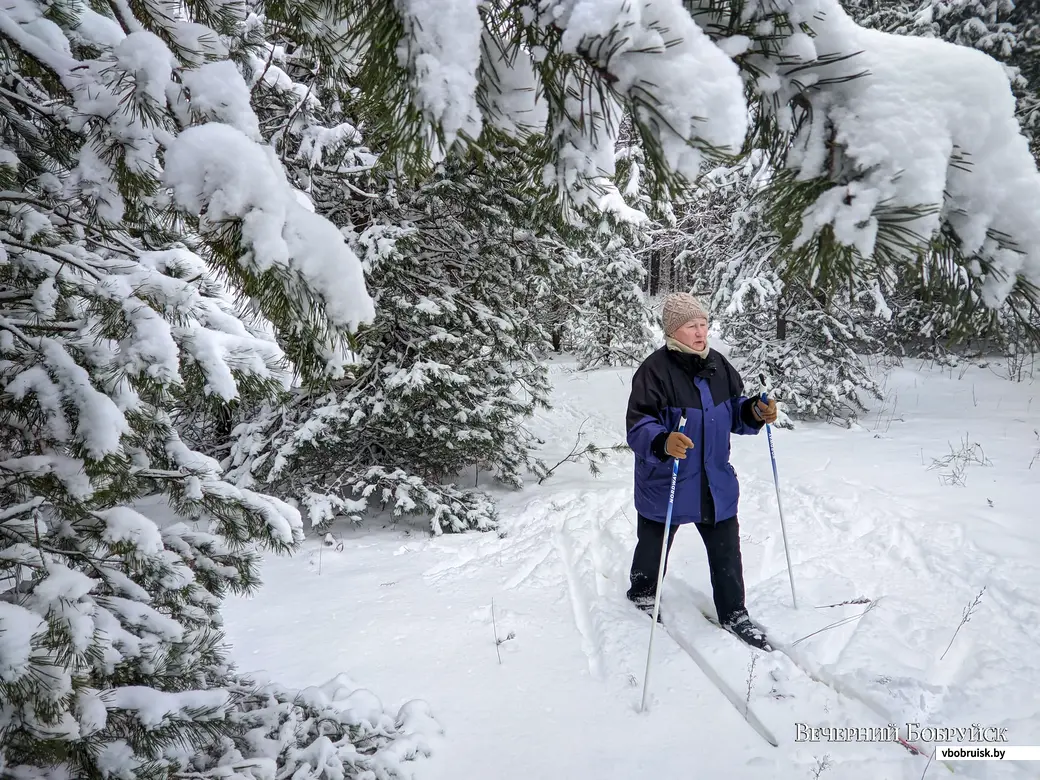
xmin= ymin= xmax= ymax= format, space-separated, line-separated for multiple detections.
xmin=343 ymin=0 xmax=1040 ymax=325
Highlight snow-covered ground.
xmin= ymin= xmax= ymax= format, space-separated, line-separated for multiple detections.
xmin=223 ymin=353 xmax=1040 ymax=779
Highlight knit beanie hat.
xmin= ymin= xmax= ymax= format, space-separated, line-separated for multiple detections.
xmin=662 ymin=292 xmax=708 ymax=336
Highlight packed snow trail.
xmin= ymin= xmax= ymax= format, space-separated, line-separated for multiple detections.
xmin=666 ymin=577 xmax=954 ymax=769
xmin=463 ymin=485 xmax=950 ymax=775
xmin=543 ymin=487 xmax=950 ymax=772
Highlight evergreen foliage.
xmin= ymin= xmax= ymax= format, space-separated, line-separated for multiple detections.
xmin=332 ymin=0 xmax=1040 ymax=345
xmin=570 ymin=137 xmax=658 ymax=369
xmin=5 ymin=0 xmax=1040 ymax=774
xmin=227 ymin=129 xmax=584 ymax=533
xmin=840 ymin=0 xmax=1040 ymax=357
xmin=844 ymin=0 xmax=1040 ymax=156
xmin=0 ymin=0 xmax=433 ymax=776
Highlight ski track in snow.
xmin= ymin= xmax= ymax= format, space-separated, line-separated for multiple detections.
xmin=744 ymin=469 xmax=1040 ymax=753
xmin=224 ymin=358 xmax=1040 ymax=779
xmin=450 ymin=486 xmax=945 ymax=776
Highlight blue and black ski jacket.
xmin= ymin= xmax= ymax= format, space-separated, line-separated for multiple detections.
xmin=626 ymin=345 xmax=764 ymax=525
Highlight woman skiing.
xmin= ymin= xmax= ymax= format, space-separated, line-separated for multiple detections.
xmin=625 ymin=291 xmax=777 ymax=649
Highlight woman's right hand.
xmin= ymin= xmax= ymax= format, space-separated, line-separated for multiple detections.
xmin=665 ymin=432 xmax=694 ymax=459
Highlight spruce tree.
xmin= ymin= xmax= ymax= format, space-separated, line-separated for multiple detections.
xmin=224 ymin=11 xmax=649 ymax=531
xmin=570 ymin=136 xmax=658 ymax=369
xmin=227 ymin=123 xmax=585 ymax=532
xmin=571 ymin=236 xmax=657 ymax=369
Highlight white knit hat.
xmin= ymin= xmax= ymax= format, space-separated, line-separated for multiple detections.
xmin=662 ymin=292 xmax=708 ymax=336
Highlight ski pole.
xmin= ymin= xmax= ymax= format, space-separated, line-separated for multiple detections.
xmin=759 ymin=391 xmax=797 ymax=609
xmin=639 ymin=414 xmax=686 ymax=713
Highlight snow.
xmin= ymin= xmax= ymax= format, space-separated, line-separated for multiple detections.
xmin=31 ymin=277 xmax=58 ymax=318
xmin=162 ymin=122 xmax=376 ymax=333
xmin=527 ymin=0 xmax=747 ymax=205
xmin=0 ymin=0 xmax=76 ymax=71
xmin=64 ymin=144 xmax=125 ymax=224
xmin=31 ymin=560 xmax=97 ymax=604
xmin=95 ymin=740 xmax=141 ymax=779
xmin=479 ymin=29 xmax=548 ymax=139
xmin=0 ymin=455 xmax=92 ymax=500
xmin=115 ymin=297 xmax=181 ymax=385
xmin=297 ymin=122 xmax=363 ymax=169
xmin=0 ymin=602 xmax=46 ymax=683
xmin=111 ymin=31 xmax=174 ymax=107
xmin=97 ymin=507 xmax=165 ymax=554
xmin=179 ymin=60 xmax=260 ymax=141
xmin=554 ymin=0 xmax=747 ymax=168
xmin=106 ymin=686 xmax=228 ymax=727
xmin=68 ymin=6 xmax=125 ymax=48
xmin=774 ymin=0 xmax=1040 ymax=305
xmin=396 ymin=0 xmax=484 ymax=157
xmin=224 ymin=354 xmax=1040 ymax=779
xmin=170 ymin=21 xmax=229 ymax=64
xmin=39 ymin=337 xmax=130 ymax=458
xmin=76 ymin=688 xmax=109 ymax=736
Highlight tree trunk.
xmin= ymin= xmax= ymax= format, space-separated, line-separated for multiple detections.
xmin=776 ymin=301 xmax=787 ymax=341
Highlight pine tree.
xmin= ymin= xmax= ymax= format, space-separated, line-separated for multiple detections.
xmin=872 ymin=0 xmax=1040 ymax=156
xmin=840 ymin=0 xmax=1040 ymax=359
xmin=0 ymin=0 xmax=435 ymax=776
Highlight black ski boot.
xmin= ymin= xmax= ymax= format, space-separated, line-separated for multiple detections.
xmin=630 ymin=593 xmax=664 ymax=624
xmin=721 ymin=610 xmax=772 ymax=651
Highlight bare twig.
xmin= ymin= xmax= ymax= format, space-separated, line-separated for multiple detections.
xmin=744 ymin=654 xmax=757 ymax=718
xmin=927 ymin=434 xmax=991 ymax=486
xmin=810 ymin=755 xmax=831 ymax=779
xmin=793 ymin=601 xmax=879 ymax=646
xmin=940 ymin=586 xmax=986 ymax=661
xmin=533 ymin=417 xmax=628 ymax=483
xmin=815 ymin=597 xmax=871 ymax=609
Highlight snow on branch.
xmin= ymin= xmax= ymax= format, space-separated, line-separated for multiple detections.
xmin=340 ymin=0 xmax=1040 ymax=312
xmin=543 ymin=0 xmax=748 ymax=176
xmin=162 ymin=123 xmax=376 ymax=334
xmin=761 ymin=0 xmax=1040 ymax=307
xmin=396 ymin=0 xmax=485 ymax=157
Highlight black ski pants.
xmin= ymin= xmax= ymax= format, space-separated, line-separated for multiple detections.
xmin=626 ymin=513 xmax=745 ymax=623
